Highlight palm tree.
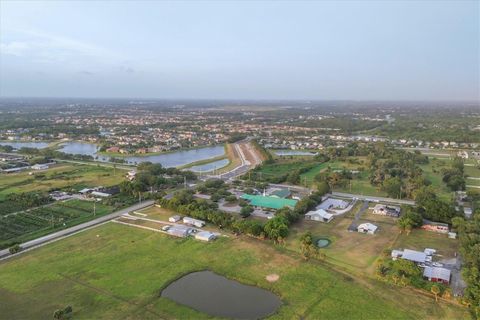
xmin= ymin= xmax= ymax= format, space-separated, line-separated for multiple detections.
xmin=431 ymin=284 xmax=441 ymax=302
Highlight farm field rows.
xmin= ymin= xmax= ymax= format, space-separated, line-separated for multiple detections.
xmin=0 ymin=199 xmax=113 ymax=249
xmin=0 ymin=222 xmax=468 ymax=319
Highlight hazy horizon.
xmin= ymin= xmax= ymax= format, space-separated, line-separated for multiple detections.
xmin=1 ymin=0 xmax=479 ymax=101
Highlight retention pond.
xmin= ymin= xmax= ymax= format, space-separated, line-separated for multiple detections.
xmin=161 ymin=270 xmax=281 ymax=319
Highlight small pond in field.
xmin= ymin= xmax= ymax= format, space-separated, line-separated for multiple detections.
xmin=317 ymin=238 xmax=331 ymax=248
xmin=161 ymin=271 xmax=281 ymax=319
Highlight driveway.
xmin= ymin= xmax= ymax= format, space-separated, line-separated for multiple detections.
xmin=347 ymin=201 xmax=369 ymax=231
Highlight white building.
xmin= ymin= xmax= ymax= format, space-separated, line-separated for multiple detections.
xmin=305 ymin=209 xmax=334 ymax=223
xmin=167 ymin=225 xmax=192 ymax=238
xmin=392 ymin=249 xmax=427 ymax=264
xmin=91 ymin=191 xmax=111 ymax=198
xmin=195 ymin=231 xmax=216 ymax=242
xmin=372 ymin=204 xmax=401 ymax=217
xmin=357 ymin=223 xmax=378 ymax=235
xmin=183 ymin=217 xmax=205 ymax=228
xmin=169 ymin=215 xmax=181 ymax=223
xmin=318 ymin=198 xmax=349 ymax=211
xmin=31 ymin=163 xmax=49 ymax=170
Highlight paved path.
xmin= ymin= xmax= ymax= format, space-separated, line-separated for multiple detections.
xmin=0 ymin=200 xmax=154 ymax=260
xmin=332 ymin=192 xmax=415 ymax=206
xmin=347 ymin=201 xmax=369 ymax=231
xmin=54 ymin=159 xmax=135 ymax=170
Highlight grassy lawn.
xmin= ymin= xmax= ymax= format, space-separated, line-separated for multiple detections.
xmin=0 ymin=222 xmax=468 ymax=319
xmin=418 ymin=158 xmax=453 ymax=200
xmin=286 ymin=212 xmax=398 ymax=275
xmin=392 ymin=229 xmax=460 ymax=260
xmin=0 ymin=163 xmax=127 ymax=200
xmin=255 ymin=161 xmax=319 ymax=180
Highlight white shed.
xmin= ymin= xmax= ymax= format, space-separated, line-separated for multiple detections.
xmin=169 ymin=215 xmax=181 ymax=223
xmin=183 ymin=217 xmax=205 ymax=228
xmin=357 ymin=223 xmax=378 ymax=235
xmin=305 ymin=209 xmax=334 ymax=223
xmin=195 ymin=231 xmax=216 ymax=242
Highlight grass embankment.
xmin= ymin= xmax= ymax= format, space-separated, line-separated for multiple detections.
xmin=0 ymin=222 xmax=468 ymax=319
xmin=178 ymin=154 xmax=227 ymax=169
xmin=181 ymin=143 xmax=242 ymax=174
xmin=0 ymin=163 xmax=127 ymax=201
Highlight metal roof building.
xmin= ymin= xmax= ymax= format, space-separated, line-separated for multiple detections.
xmin=241 ymin=194 xmax=298 ymax=210
xmin=305 ymin=209 xmax=334 ymax=223
xmin=423 ymin=266 xmax=451 ymax=284
xmin=195 ymin=231 xmax=217 ymax=242
xmin=399 ymin=249 xmax=427 ymax=264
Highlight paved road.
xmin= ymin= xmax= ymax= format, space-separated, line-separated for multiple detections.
xmin=0 ymin=200 xmax=154 ymax=260
xmin=54 ymin=159 xmax=135 ymax=170
xmin=207 ymin=141 xmax=259 ymax=181
xmin=332 ymin=192 xmax=415 ymax=206
xmin=269 ymin=183 xmax=312 ymax=194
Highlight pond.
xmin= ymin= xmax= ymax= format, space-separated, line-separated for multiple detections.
xmin=120 ymin=146 xmax=225 ymax=167
xmin=57 ymin=142 xmax=225 ymax=168
xmin=161 ymin=271 xmax=281 ymax=319
xmin=58 ymin=142 xmax=99 ymax=156
xmin=189 ymin=158 xmax=229 ymax=172
xmin=317 ymin=238 xmax=331 ymax=248
xmin=274 ymin=150 xmax=317 ymax=156
xmin=0 ymin=141 xmax=50 ymax=149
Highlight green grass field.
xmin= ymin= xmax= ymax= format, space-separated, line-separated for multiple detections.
xmin=392 ymin=229 xmax=460 ymax=259
xmin=0 ymin=222 xmax=468 ymax=319
xmin=0 ymin=163 xmax=127 ymax=200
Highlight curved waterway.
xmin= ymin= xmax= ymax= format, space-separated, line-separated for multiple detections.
xmin=2 ymin=140 xmax=225 ymax=168
xmin=0 ymin=141 xmax=50 ymax=149
xmin=274 ymin=150 xmax=317 ymax=156
xmin=161 ymin=271 xmax=281 ymax=319
xmin=59 ymin=142 xmax=225 ymax=167
xmin=189 ymin=158 xmax=229 ymax=172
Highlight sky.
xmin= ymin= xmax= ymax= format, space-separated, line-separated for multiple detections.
xmin=0 ymin=0 xmax=479 ymax=101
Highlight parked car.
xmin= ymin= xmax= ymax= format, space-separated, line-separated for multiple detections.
xmin=161 ymin=225 xmax=170 ymax=231
xmin=432 ymin=262 xmax=443 ymax=267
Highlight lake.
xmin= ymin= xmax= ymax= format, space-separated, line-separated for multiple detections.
xmin=274 ymin=150 xmax=317 ymax=156
xmin=0 ymin=141 xmax=50 ymax=149
xmin=58 ymin=142 xmax=225 ymax=168
xmin=189 ymin=158 xmax=229 ymax=172
xmin=161 ymin=271 xmax=281 ymax=319
xmin=59 ymin=142 xmax=99 ymax=156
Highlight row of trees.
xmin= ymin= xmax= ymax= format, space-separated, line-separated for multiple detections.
xmin=376 ymin=251 xmax=449 ymax=301
xmin=0 ymin=192 xmax=53 ymax=216
xmin=453 ymin=212 xmax=480 ymax=319
xmin=156 ymin=183 xmax=330 ymax=243
xmin=442 ymin=157 xmax=466 ymax=191
xmin=119 ymin=162 xmax=196 ymax=196
xmin=397 ymin=186 xmax=459 ymax=232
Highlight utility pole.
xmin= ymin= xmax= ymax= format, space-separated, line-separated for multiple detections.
xmin=93 ymin=201 xmax=96 ymax=216
xmin=184 ymin=176 xmax=187 ymax=189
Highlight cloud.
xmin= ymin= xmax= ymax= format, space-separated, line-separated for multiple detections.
xmin=1 ymin=28 xmax=125 ymax=65
xmin=0 ymin=41 xmax=30 ymax=56
xmin=78 ymin=70 xmax=95 ymax=76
